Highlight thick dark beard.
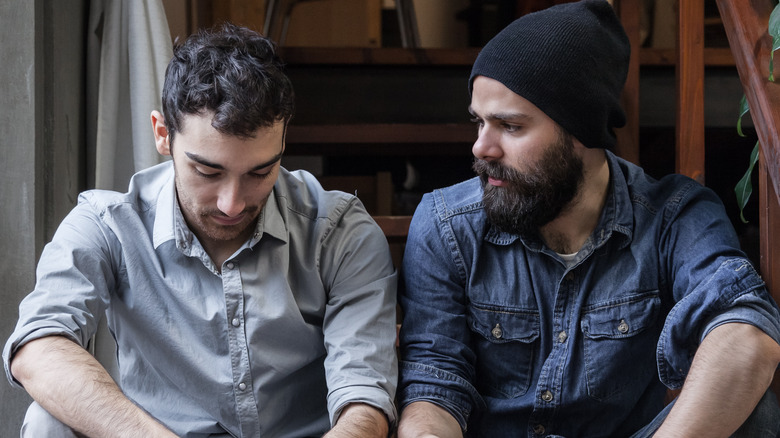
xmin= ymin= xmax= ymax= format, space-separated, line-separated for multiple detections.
xmin=472 ymin=130 xmax=584 ymax=236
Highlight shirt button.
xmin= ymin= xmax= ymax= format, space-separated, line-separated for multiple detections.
xmin=557 ymin=331 xmax=568 ymax=343
xmin=533 ymin=424 xmax=546 ymax=435
xmin=231 ymin=318 xmax=240 ymax=327
xmin=618 ymin=319 xmax=629 ymax=334
xmin=491 ymin=324 xmax=503 ymax=339
xmin=226 ymin=262 xmax=235 ymax=270
xmin=541 ymin=390 xmax=554 ymax=402
xmin=238 ymin=382 xmax=246 ymax=391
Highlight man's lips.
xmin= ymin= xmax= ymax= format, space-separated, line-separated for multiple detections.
xmin=488 ymin=177 xmax=508 ymax=187
xmin=211 ymin=214 xmax=245 ymax=226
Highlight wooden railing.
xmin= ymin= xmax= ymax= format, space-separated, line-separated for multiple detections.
xmin=715 ymin=0 xmax=780 ymax=395
xmin=716 ymin=0 xmax=780 ymax=300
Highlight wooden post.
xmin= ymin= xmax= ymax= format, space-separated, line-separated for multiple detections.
xmin=676 ymin=0 xmax=706 ymax=185
xmin=615 ymin=0 xmax=641 ymax=165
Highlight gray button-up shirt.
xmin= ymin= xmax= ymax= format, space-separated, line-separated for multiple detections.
xmin=4 ymin=162 xmax=398 ymax=437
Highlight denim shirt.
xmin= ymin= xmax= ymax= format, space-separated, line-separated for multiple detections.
xmin=4 ymin=162 xmax=398 ymax=438
xmin=398 ymin=151 xmax=780 ymax=437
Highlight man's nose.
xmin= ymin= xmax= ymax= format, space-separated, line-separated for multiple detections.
xmin=472 ymin=126 xmax=502 ymax=161
xmin=216 ymin=181 xmax=246 ymax=217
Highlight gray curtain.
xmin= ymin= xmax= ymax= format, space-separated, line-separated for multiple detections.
xmin=85 ymin=0 xmax=173 ymax=380
xmin=86 ymin=0 xmax=173 ymax=191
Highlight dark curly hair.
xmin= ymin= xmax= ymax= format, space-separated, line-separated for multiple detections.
xmin=162 ymin=22 xmax=295 ymax=143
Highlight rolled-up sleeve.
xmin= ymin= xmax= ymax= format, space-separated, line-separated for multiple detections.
xmin=319 ymin=199 xmax=399 ymax=427
xmin=3 ymin=202 xmax=116 ymax=388
xmin=655 ymin=183 xmax=780 ymax=388
xmin=658 ymin=258 xmax=780 ymax=388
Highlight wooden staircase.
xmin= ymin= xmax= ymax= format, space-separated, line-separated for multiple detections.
xmin=714 ymin=0 xmax=780 ymax=394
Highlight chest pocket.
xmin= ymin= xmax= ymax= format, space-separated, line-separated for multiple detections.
xmin=468 ymin=303 xmax=540 ymax=399
xmin=580 ymin=292 xmax=661 ymax=401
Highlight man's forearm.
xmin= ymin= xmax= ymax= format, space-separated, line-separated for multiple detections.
xmin=397 ymin=401 xmax=463 ymax=438
xmin=11 ymin=335 xmax=176 ymax=438
xmin=324 ymin=403 xmax=389 ymax=438
xmin=655 ymin=322 xmax=780 ymax=438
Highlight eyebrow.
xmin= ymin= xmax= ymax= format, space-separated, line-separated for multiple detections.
xmin=468 ymin=107 xmax=532 ymax=122
xmin=185 ymin=151 xmax=284 ymax=172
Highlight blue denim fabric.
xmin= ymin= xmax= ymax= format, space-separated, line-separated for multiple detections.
xmin=398 ymin=152 xmax=780 ymax=437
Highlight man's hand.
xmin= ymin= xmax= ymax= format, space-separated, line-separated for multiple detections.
xmin=397 ymin=401 xmax=463 ymax=438
xmin=11 ymin=336 xmax=177 ymax=438
xmin=654 ymin=322 xmax=780 ymax=437
xmin=324 ymin=403 xmax=389 ymax=438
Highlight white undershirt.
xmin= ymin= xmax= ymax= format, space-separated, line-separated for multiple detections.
xmin=558 ymin=251 xmax=579 ymax=268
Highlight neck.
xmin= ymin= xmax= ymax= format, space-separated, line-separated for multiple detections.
xmin=540 ymin=149 xmax=610 ymax=254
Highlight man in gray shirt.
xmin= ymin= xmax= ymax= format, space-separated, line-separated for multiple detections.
xmin=4 ymin=23 xmax=397 ymax=437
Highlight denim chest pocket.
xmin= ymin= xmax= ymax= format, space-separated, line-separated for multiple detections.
xmin=580 ymin=292 xmax=661 ymax=401
xmin=468 ymin=304 xmax=540 ymax=399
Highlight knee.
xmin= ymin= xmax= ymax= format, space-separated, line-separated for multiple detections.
xmin=21 ymin=402 xmax=80 ymax=438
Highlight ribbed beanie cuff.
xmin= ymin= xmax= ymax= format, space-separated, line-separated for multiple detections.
xmin=469 ymin=0 xmax=630 ymax=149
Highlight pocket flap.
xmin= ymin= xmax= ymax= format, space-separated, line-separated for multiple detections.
xmin=469 ymin=304 xmax=540 ymax=344
xmin=580 ymin=292 xmax=660 ymax=339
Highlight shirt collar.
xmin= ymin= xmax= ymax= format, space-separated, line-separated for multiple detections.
xmin=252 ymin=187 xmax=289 ymax=246
xmin=152 ymin=166 xmax=177 ymax=249
xmin=151 ymin=165 xmax=290 ymax=253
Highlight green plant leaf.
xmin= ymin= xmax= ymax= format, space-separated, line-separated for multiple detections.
xmin=737 ymin=94 xmax=749 ymax=137
xmin=735 ymin=141 xmax=760 ymax=223
xmin=769 ymin=2 xmax=780 ymax=80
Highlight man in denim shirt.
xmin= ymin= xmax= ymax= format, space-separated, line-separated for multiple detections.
xmin=397 ymin=1 xmax=780 ymax=437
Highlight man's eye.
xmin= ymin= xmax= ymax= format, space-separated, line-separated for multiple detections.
xmin=504 ymin=124 xmax=520 ymax=133
xmin=470 ymin=117 xmax=484 ymax=126
xmin=194 ymin=168 xmax=219 ymax=178
xmin=251 ymin=172 xmax=272 ymax=179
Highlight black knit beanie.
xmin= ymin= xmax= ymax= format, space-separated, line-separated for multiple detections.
xmin=469 ymin=0 xmax=630 ymax=150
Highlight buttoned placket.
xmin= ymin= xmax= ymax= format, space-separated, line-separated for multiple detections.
xmin=222 ymin=259 xmax=261 ymax=437
xmin=528 ymin=267 xmax=578 ymax=437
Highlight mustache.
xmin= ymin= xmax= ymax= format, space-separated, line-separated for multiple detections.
xmin=200 ymin=205 xmax=259 ymax=218
xmin=472 ymin=159 xmax=519 ymax=181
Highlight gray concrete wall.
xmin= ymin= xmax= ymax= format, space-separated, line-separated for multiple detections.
xmin=1 ymin=1 xmax=43 ymax=433
xmin=1 ymin=1 xmax=85 ymax=435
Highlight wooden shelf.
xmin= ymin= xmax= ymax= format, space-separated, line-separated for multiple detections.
xmin=280 ymin=47 xmax=480 ymax=66
xmin=285 ymin=123 xmax=475 ymax=156
xmin=280 ymin=47 xmax=735 ymax=67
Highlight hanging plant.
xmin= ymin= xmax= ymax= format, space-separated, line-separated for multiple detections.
xmin=735 ymin=1 xmax=780 ymax=223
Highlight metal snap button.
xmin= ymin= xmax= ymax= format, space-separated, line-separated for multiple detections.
xmin=491 ymin=323 xmax=503 ymax=339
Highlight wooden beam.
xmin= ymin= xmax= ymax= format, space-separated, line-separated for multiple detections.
xmin=373 ymin=215 xmax=411 ymax=242
xmin=761 ymin=155 xmax=780 ymax=397
xmin=760 ymin=156 xmax=780 ymax=302
xmin=615 ymin=0 xmax=641 ymax=165
xmin=287 ymin=123 xmax=475 ymax=144
xmin=676 ymin=0 xmax=706 ymax=185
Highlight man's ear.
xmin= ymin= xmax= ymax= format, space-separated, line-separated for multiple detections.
xmin=151 ymin=110 xmax=171 ymax=156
